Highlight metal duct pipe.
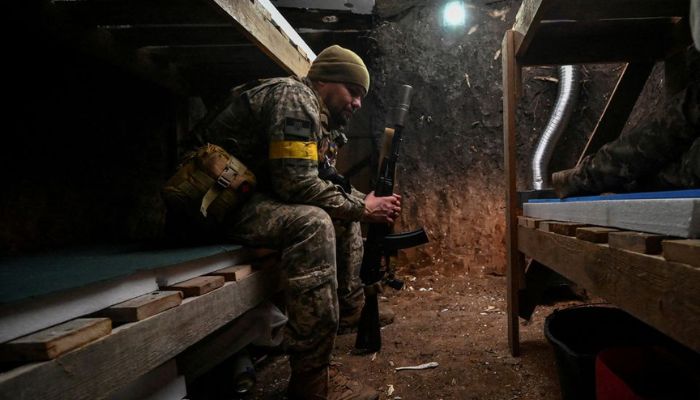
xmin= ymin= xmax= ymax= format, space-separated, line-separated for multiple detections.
xmin=531 ymin=65 xmax=581 ymax=190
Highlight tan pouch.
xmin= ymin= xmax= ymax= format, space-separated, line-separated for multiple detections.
xmin=162 ymin=144 xmax=256 ymax=223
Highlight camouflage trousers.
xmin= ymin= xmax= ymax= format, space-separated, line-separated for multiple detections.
xmin=225 ymin=192 xmax=363 ymax=372
xmin=553 ymin=69 xmax=700 ymax=198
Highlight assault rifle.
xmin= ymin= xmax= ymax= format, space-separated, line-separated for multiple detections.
xmin=355 ymin=85 xmax=429 ymax=353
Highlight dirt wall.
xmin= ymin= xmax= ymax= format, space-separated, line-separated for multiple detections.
xmin=348 ymin=0 xmax=622 ymax=275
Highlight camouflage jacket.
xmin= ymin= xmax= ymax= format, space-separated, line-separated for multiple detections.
xmin=194 ymin=76 xmax=365 ymax=221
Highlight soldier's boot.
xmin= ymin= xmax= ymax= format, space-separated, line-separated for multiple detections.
xmin=337 ymin=303 xmax=395 ymax=334
xmin=287 ymin=365 xmax=379 ymax=400
xmin=552 ymin=168 xmax=584 ymax=199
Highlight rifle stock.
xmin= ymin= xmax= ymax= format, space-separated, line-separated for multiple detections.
xmin=355 ymin=85 xmax=429 ymax=353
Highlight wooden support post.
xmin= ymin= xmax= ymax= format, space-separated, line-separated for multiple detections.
xmin=577 ymin=61 xmax=654 ymax=165
xmin=513 ymin=0 xmax=547 ymax=59
xmin=502 ymin=29 xmax=524 ymax=357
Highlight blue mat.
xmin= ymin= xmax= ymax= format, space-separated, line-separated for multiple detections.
xmin=0 ymin=244 xmax=240 ymax=304
xmin=528 ymin=189 xmax=700 ymax=203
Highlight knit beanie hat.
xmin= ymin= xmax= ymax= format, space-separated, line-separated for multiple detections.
xmin=307 ymin=45 xmax=370 ymax=94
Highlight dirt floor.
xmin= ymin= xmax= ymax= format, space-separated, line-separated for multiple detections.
xmin=232 ymin=264 xmax=586 ymax=400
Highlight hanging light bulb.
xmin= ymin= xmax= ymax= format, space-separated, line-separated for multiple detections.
xmin=443 ymin=1 xmax=467 ymax=27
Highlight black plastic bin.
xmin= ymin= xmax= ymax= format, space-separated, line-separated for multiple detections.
xmin=544 ymin=306 xmax=667 ymax=400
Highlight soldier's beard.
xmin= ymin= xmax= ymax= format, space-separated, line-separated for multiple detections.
xmin=330 ymin=110 xmax=351 ymax=128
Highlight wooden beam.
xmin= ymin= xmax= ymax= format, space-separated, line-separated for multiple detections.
xmin=51 ymin=0 xmax=226 ymax=26
xmin=502 ymin=29 xmax=524 ymax=357
xmin=518 ymin=18 xmax=691 ymax=65
xmin=542 ymin=0 xmax=689 ymax=21
xmin=105 ymin=25 xmax=249 ymax=47
xmin=513 ymin=0 xmax=548 ymax=60
xmin=210 ymin=0 xmax=311 ymax=77
xmin=577 ymin=62 xmax=654 ymax=165
xmin=0 ymin=269 xmax=282 ymax=400
xmin=518 ymin=226 xmax=700 ymax=352
xmin=177 ymin=300 xmax=282 ymax=382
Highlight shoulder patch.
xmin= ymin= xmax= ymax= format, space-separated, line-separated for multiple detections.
xmin=284 ymin=117 xmax=313 ymax=140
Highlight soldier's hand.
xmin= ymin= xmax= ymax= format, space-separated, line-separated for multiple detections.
xmin=362 ymin=191 xmax=402 ymax=224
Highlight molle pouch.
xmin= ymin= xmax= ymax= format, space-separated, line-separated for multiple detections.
xmin=162 ymin=144 xmax=256 ymax=225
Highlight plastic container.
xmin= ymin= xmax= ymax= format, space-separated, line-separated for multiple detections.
xmin=543 ymin=306 xmax=667 ymax=400
xmin=596 ymin=346 xmax=700 ymax=400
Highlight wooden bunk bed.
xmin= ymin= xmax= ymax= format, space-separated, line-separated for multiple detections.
xmin=501 ymin=0 xmax=699 ymax=356
xmin=0 ymin=1 xmax=311 ymax=398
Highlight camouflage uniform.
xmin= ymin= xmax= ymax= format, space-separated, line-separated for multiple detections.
xmin=198 ymin=76 xmax=365 ymax=372
xmin=553 ymin=49 xmax=700 ymax=197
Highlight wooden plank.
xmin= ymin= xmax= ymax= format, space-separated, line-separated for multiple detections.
xmin=51 ymin=0 xmax=228 ymax=26
xmin=522 ymin=217 xmax=543 ymax=229
xmin=211 ymin=0 xmax=311 ymax=77
xmin=541 ymin=0 xmax=688 ymax=21
xmin=576 ymin=227 xmax=619 ymax=243
xmin=208 ymin=264 xmax=254 ymax=281
xmin=577 ymin=62 xmax=654 ymax=165
xmin=0 ymin=319 xmax=111 ymax=362
xmin=502 ymin=29 xmax=525 ymax=357
xmin=518 ymin=216 xmax=550 ymax=229
xmin=0 ymin=269 xmax=281 ymax=400
xmin=97 ymin=291 xmax=183 ymax=323
xmin=517 ymin=216 xmax=532 ymax=228
xmin=164 ymin=276 xmax=224 ymax=297
xmin=518 ymin=18 xmax=691 ymax=65
xmin=539 ymin=221 xmax=587 ymax=237
xmin=608 ymin=231 xmax=667 ymax=254
xmin=518 ymin=226 xmax=700 ymax=352
xmin=662 ymin=239 xmax=700 ymax=268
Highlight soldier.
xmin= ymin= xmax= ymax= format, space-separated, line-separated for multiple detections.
xmin=552 ymin=2 xmax=700 ymax=198
xmin=181 ymin=45 xmax=398 ymax=400
xmin=552 ymin=49 xmax=700 ymax=198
